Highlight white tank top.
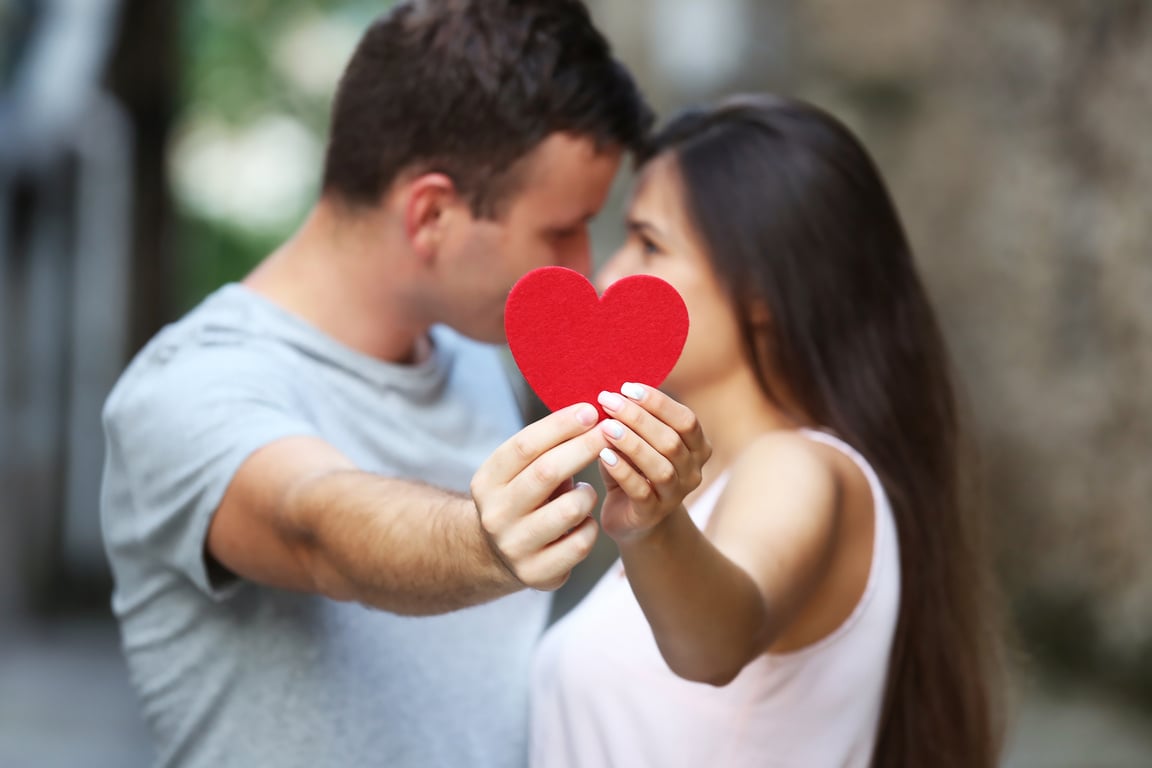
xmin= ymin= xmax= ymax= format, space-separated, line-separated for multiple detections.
xmin=530 ymin=430 xmax=900 ymax=768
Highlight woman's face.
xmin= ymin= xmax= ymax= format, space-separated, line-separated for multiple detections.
xmin=596 ymin=153 xmax=747 ymax=396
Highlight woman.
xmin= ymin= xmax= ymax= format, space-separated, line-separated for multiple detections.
xmin=531 ymin=95 xmax=1003 ymax=767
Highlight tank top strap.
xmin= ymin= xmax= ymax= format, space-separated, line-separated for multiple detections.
xmin=798 ymin=428 xmax=885 ymax=494
xmin=686 ymin=469 xmax=731 ymax=529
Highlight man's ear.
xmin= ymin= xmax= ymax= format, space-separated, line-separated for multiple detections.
xmin=403 ymin=173 xmax=460 ymax=261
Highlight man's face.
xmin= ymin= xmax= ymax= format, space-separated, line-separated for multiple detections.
xmin=435 ymin=133 xmax=622 ymax=343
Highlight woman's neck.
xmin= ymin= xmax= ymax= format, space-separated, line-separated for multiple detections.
xmin=673 ymin=366 xmax=806 ymax=507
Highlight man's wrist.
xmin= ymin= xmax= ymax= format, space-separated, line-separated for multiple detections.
xmin=468 ymin=496 xmax=526 ymax=591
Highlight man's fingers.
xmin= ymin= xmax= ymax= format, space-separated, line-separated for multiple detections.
xmin=546 ymin=476 xmax=576 ymax=503
xmin=497 ymin=483 xmax=600 ymax=588
xmin=503 ymin=428 xmax=607 ymax=510
xmin=478 ymin=403 xmax=600 ymax=487
xmin=517 ymin=514 xmax=600 ymax=592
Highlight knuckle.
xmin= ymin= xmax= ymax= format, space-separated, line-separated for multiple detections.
xmin=655 ymin=433 xmax=684 ymax=458
xmin=492 ymin=529 xmax=521 ymax=560
xmin=511 ymin=434 xmax=536 ymax=464
xmin=570 ymin=531 xmax=595 ymax=561
xmin=531 ymin=459 xmax=559 ymax=488
xmin=559 ymin=507 xmax=589 ymax=537
xmin=516 ymin=562 xmax=541 ymax=588
xmin=650 ymin=464 xmax=676 ymax=486
xmin=676 ymin=410 xmax=700 ymax=435
xmin=567 ymin=488 xmax=594 ymax=518
xmin=583 ymin=428 xmax=609 ymax=454
xmin=509 ymin=562 xmax=530 ymax=585
xmin=687 ymin=467 xmax=703 ymax=490
xmin=632 ymin=481 xmax=654 ymax=502
xmin=469 ymin=469 xmax=489 ymax=498
xmin=521 ymin=514 xmax=549 ymax=549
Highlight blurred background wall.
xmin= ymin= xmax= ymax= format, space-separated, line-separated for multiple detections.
xmin=1 ymin=0 xmax=1149 ymax=765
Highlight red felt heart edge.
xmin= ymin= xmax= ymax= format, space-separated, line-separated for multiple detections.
xmin=504 ymin=266 xmax=689 ymax=420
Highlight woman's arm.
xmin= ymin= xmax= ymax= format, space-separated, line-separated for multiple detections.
xmin=600 ymin=398 xmax=842 ymax=685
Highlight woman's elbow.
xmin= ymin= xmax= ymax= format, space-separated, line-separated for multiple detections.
xmin=663 ymin=652 xmax=746 ymax=687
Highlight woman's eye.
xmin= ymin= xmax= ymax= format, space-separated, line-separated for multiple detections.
xmin=639 ymin=235 xmax=660 ymax=256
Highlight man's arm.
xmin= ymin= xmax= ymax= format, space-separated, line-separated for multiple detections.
xmin=207 ymin=403 xmax=607 ymax=615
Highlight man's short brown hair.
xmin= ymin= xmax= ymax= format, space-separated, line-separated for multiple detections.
xmin=322 ymin=0 xmax=653 ymax=217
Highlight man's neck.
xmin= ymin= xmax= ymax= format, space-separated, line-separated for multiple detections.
xmin=243 ymin=201 xmax=431 ymax=364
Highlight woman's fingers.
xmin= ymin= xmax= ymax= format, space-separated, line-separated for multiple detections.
xmin=616 ymin=383 xmax=710 ymax=461
xmin=596 ymin=385 xmax=708 ymax=502
xmin=598 ymin=418 xmax=676 ymax=498
xmin=598 ymin=444 xmax=658 ymax=504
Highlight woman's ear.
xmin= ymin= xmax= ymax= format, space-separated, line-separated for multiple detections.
xmin=403 ymin=173 xmax=458 ymax=261
xmin=747 ymin=298 xmax=776 ymax=368
xmin=748 ymin=298 xmax=773 ymax=331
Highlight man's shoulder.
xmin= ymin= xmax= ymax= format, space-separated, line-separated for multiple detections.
xmin=103 ymin=286 xmax=294 ymax=424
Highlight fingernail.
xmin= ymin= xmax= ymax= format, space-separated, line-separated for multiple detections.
xmin=575 ymin=404 xmax=598 ymax=426
xmin=599 ymin=447 xmax=619 ymax=466
xmin=598 ymin=391 xmax=625 ymax=412
xmin=602 ymin=419 xmax=624 ymax=439
xmin=621 ymin=382 xmax=646 ymax=401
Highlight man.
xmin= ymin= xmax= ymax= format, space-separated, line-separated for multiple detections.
xmin=100 ymin=2 xmax=705 ymax=766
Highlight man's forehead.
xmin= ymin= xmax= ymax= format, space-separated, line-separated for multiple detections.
xmin=520 ymin=132 xmax=617 ymax=180
xmin=495 ymin=131 xmax=622 ymax=222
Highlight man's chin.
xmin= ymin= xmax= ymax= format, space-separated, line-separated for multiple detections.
xmin=450 ymin=320 xmax=507 ymax=346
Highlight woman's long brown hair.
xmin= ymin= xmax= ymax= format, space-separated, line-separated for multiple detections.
xmin=642 ymin=95 xmax=1004 ymax=767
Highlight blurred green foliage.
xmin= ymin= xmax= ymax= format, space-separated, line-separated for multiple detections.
xmin=175 ymin=0 xmax=393 ymax=310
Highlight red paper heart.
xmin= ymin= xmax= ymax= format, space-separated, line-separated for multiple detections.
xmin=504 ymin=266 xmax=689 ymax=420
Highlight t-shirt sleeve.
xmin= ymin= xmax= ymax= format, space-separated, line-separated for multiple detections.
xmin=102 ymin=341 xmax=320 ymax=599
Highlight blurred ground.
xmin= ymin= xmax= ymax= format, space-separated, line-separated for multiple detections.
xmin=0 ymin=613 xmax=152 ymax=768
xmin=2 ymin=607 xmax=1151 ymax=768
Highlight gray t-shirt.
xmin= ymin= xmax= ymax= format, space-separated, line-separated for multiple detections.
xmin=100 ymin=284 xmax=549 ymax=768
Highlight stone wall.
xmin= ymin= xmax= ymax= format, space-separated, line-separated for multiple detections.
xmin=588 ymin=0 xmax=1152 ymax=698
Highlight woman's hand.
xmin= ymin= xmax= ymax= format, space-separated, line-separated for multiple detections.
xmin=595 ymin=383 xmax=711 ymax=543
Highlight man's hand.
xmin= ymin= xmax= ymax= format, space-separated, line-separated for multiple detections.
xmin=471 ymin=402 xmax=608 ymax=591
xmin=592 ymin=383 xmax=711 ymax=544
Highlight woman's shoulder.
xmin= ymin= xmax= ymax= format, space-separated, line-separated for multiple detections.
xmin=731 ymin=429 xmax=839 ymax=484
xmin=721 ymin=429 xmax=842 ymax=525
